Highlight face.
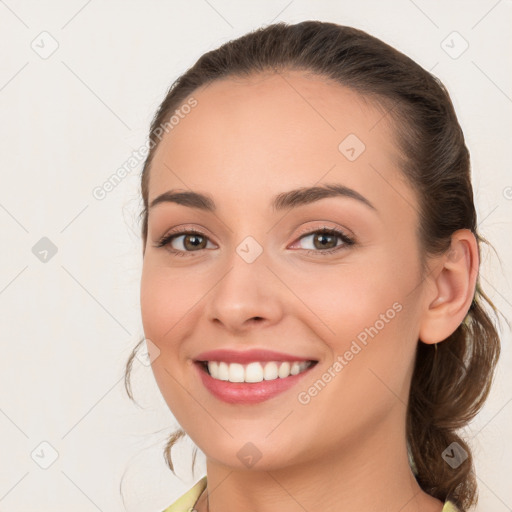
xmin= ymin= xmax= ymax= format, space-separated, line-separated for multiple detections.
xmin=140 ymin=70 xmax=428 ymax=470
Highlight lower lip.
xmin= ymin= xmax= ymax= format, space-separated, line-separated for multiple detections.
xmin=194 ymin=362 xmax=316 ymax=404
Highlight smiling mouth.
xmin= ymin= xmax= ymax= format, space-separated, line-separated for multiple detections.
xmin=196 ymin=360 xmax=318 ymax=383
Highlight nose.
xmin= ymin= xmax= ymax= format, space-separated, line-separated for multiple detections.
xmin=205 ymin=248 xmax=285 ymax=334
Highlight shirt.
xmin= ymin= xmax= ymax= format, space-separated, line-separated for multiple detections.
xmin=161 ymin=476 xmax=461 ymax=511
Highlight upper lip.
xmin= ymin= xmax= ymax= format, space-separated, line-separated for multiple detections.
xmin=194 ymin=348 xmax=317 ymax=364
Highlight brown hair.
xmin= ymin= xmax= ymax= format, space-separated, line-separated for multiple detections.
xmin=124 ymin=21 xmax=501 ymax=510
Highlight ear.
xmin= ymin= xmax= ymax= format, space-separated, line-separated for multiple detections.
xmin=418 ymin=229 xmax=479 ymax=344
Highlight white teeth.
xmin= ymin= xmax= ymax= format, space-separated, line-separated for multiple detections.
xmin=228 ymin=363 xmax=245 ymax=382
xmin=278 ymin=361 xmax=290 ymax=378
xmin=206 ymin=360 xmax=312 ymax=382
xmin=263 ymin=362 xmax=278 ymax=380
xmin=217 ymin=362 xmax=229 ymax=381
xmin=245 ymin=362 xmax=264 ymax=383
xmin=290 ymin=362 xmax=301 ymax=375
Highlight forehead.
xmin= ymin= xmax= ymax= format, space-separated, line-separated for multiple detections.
xmin=148 ymin=70 xmax=416 ymax=219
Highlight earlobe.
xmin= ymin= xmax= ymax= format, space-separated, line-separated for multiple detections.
xmin=418 ymin=229 xmax=479 ymax=344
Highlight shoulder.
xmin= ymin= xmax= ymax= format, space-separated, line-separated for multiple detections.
xmin=443 ymin=500 xmax=462 ymax=512
xmin=161 ymin=476 xmax=207 ymax=512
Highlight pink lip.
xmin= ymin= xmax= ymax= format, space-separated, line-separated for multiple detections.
xmin=194 ymin=348 xmax=316 ymax=364
xmin=194 ymin=361 xmax=317 ymax=404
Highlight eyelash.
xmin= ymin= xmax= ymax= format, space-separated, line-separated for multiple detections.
xmin=154 ymin=226 xmax=355 ymax=257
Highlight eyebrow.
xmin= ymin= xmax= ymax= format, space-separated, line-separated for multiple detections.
xmin=149 ymin=183 xmax=377 ymax=213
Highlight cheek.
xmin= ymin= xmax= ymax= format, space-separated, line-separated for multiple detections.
xmin=140 ymin=261 xmax=205 ymax=343
xmin=289 ymin=247 xmax=420 ymax=385
xmin=292 ymin=259 xmax=411 ymax=343
xmin=139 ymin=262 xmax=203 ymax=414
xmin=290 ymin=262 xmax=419 ymax=435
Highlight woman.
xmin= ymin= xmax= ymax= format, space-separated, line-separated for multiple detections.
xmin=124 ymin=21 xmax=501 ymax=512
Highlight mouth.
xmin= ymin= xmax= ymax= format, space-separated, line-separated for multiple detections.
xmin=196 ymin=359 xmax=318 ymax=383
xmin=193 ymin=358 xmax=319 ymax=404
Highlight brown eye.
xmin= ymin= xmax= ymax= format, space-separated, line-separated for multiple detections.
xmin=155 ymin=229 xmax=214 ymax=255
xmin=294 ymin=228 xmax=354 ymax=255
xmin=311 ymin=232 xmax=338 ymax=250
xmin=181 ymin=233 xmax=207 ymax=251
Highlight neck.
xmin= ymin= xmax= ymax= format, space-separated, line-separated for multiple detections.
xmin=195 ymin=415 xmax=444 ymax=512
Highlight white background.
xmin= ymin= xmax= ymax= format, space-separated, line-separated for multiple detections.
xmin=0 ymin=1 xmax=511 ymax=511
